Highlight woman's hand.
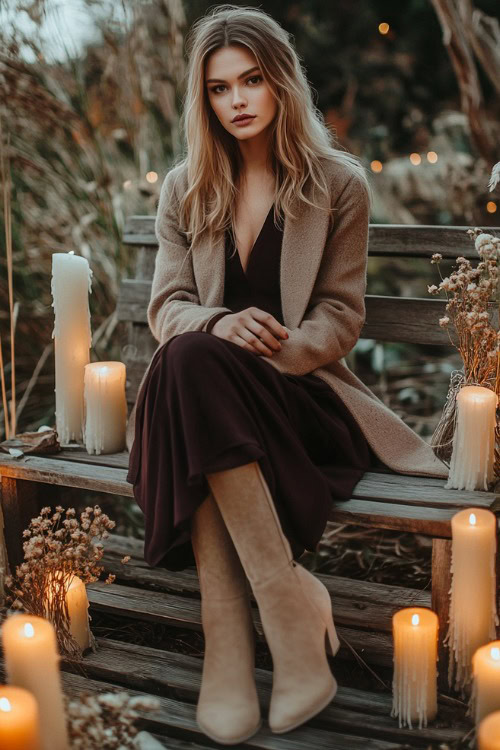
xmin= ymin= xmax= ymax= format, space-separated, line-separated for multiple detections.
xmin=211 ymin=307 xmax=289 ymax=357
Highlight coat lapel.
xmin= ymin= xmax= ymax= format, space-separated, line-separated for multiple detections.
xmin=192 ymin=180 xmax=331 ymax=330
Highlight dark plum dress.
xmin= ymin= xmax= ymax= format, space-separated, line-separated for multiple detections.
xmin=126 ymin=203 xmax=375 ymax=571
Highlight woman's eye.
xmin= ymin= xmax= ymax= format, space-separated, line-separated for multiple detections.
xmin=210 ymin=75 xmax=262 ymax=94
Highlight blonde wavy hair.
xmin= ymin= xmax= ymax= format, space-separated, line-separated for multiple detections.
xmin=170 ymin=3 xmax=372 ymax=248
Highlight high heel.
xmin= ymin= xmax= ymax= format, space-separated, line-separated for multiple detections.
xmin=206 ymin=461 xmax=340 ymax=735
xmin=293 ymin=565 xmax=340 ymax=658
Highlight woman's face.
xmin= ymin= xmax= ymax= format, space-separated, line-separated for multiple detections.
xmin=205 ymin=45 xmax=277 ymax=143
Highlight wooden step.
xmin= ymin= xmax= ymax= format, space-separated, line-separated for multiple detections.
xmin=0 ymin=655 xmax=404 ymax=750
xmin=88 ymin=580 xmax=394 ymax=667
xmin=59 ymin=637 xmax=469 ymax=747
xmin=93 ymin=534 xmax=430 ymax=668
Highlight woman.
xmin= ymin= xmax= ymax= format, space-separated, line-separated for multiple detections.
xmin=126 ymin=4 xmax=448 ymax=745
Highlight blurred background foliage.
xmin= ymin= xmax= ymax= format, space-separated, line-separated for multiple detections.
xmin=0 ymin=0 xmax=498 ymax=447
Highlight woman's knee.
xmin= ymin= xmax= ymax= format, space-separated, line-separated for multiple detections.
xmin=165 ymin=330 xmax=224 ymax=363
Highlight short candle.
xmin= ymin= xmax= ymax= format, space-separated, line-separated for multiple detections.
xmin=44 ymin=573 xmax=91 ymax=652
xmin=446 ymin=385 xmax=497 ymax=491
xmin=446 ymin=508 xmax=498 ymax=690
xmin=391 ymin=607 xmax=438 ymax=729
xmin=83 ymin=361 xmax=127 ymax=454
xmin=1 ymin=614 xmax=69 ymax=750
xmin=478 ymin=709 xmax=500 ymax=750
xmin=0 ymin=685 xmax=41 ymax=749
xmin=473 ymin=642 xmax=500 ymax=726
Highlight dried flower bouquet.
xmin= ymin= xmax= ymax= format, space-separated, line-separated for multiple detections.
xmin=2 ymin=504 xmax=128 ymax=660
xmin=66 ymin=690 xmax=161 ymax=749
xmin=428 ymin=229 xmax=499 ymax=476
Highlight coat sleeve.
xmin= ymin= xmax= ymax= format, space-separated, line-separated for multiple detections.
xmin=263 ymin=173 xmax=370 ymax=376
xmin=147 ymin=169 xmax=233 ymax=344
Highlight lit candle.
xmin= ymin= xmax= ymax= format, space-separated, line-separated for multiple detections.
xmin=473 ymin=643 xmax=500 ymax=726
xmin=391 ymin=607 xmax=438 ymax=729
xmin=1 ymin=614 xmax=69 ymax=750
xmin=479 ymin=709 xmax=500 ymax=750
xmin=0 ymin=685 xmax=42 ymax=749
xmin=51 ymin=251 xmax=93 ymax=445
xmin=446 ymin=385 xmax=497 ymax=490
xmin=44 ymin=573 xmax=91 ymax=652
xmin=83 ymin=361 xmax=127 ymax=454
xmin=446 ymin=508 xmax=498 ymax=690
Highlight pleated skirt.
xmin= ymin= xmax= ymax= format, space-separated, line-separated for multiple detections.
xmin=126 ymin=330 xmax=375 ymax=571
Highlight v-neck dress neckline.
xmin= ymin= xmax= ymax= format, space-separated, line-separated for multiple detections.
xmin=234 ymin=202 xmax=275 ymax=278
xmin=223 ymin=201 xmax=285 ymax=326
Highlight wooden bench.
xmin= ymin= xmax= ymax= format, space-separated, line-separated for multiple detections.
xmin=0 ymin=220 xmax=498 ymax=747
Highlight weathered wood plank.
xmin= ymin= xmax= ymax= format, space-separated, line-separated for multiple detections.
xmin=0 ymin=663 xmax=400 ymax=750
xmin=0 ymin=456 xmax=497 ymax=537
xmin=102 ymin=533 xmax=431 ymax=610
xmin=87 ymin=580 xmax=395 ymax=666
xmin=0 ymin=477 xmax=41 ymax=571
xmin=123 ymin=217 xmax=489 ymax=259
xmin=0 ymin=455 xmax=131 ymax=495
xmin=432 ymin=539 xmax=453 ymax=693
xmin=116 ymin=279 xmax=498 ymax=346
xmin=329 ymin=500 xmax=457 ymax=537
xmin=71 ymin=637 xmax=468 ymax=746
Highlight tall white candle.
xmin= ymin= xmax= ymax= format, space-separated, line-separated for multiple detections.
xmin=445 ymin=508 xmax=498 ymax=691
xmin=391 ymin=607 xmax=438 ymax=729
xmin=44 ymin=573 xmax=91 ymax=652
xmin=51 ymin=251 xmax=93 ymax=445
xmin=479 ymin=709 xmax=500 ymax=750
xmin=0 ymin=685 xmax=42 ymax=749
xmin=473 ymin=642 xmax=500 ymax=726
xmin=83 ymin=361 xmax=127 ymax=454
xmin=446 ymin=385 xmax=497 ymax=491
xmin=1 ymin=614 xmax=69 ymax=750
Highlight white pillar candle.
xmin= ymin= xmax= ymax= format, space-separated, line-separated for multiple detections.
xmin=83 ymin=361 xmax=127 ymax=454
xmin=391 ymin=607 xmax=438 ymax=729
xmin=44 ymin=573 xmax=91 ymax=652
xmin=51 ymin=251 xmax=93 ymax=445
xmin=1 ymin=615 xmax=69 ymax=750
xmin=473 ymin=643 xmax=500 ymax=726
xmin=479 ymin=709 xmax=500 ymax=750
xmin=0 ymin=685 xmax=42 ymax=749
xmin=446 ymin=385 xmax=497 ymax=491
xmin=446 ymin=508 xmax=498 ymax=691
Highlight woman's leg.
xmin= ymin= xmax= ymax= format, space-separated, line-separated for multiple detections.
xmin=191 ymin=490 xmax=262 ymax=744
xmin=206 ymin=460 xmax=340 ymax=734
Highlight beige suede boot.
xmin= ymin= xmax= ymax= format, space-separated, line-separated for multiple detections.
xmin=206 ymin=461 xmax=340 ymax=734
xmin=191 ymin=491 xmax=262 ymax=745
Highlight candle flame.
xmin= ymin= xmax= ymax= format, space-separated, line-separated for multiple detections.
xmin=411 ymin=614 xmax=420 ymax=626
xmin=0 ymin=697 xmax=11 ymax=712
xmin=68 ymin=250 xmax=75 ymax=255
xmin=491 ymin=647 xmax=500 ymax=661
xmin=469 ymin=513 xmax=477 ymax=526
xmin=23 ymin=623 xmax=35 ymax=638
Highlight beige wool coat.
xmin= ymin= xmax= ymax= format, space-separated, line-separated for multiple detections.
xmin=125 ymin=157 xmax=449 ymax=480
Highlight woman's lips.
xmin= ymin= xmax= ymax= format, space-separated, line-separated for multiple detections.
xmin=233 ymin=116 xmax=255 ymax=127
